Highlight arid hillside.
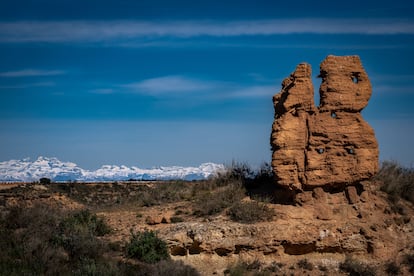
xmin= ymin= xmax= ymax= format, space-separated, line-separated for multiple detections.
xmin=0 ymin=163 xmax=413 ymax=275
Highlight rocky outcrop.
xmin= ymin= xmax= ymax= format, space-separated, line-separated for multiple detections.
xmin=158 ymin=184 xmax=413 ymax=275
xmin=271 ymin=55 xmax=379 ymax=191
xmin=2 ymin=180 xmax=413 ymax=275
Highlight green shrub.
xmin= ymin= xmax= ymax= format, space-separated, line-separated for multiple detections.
xmin=59 ymin=209 xmax=111 ymax=237
xmin=227 ymin=200 xmax=274 ymax=223
xmin=125 ymin=230 xmax=170 ymax=264
xmin=193 ymin=183 xmax=246 ymax=216
xmin=52 ymin=209 xmax=111 ymax=266
xmin=0 ymin=204 xmax=197 ymax=275
xmin=0 ymin=204 xmax=68 ymax=275
xmin=339 ymin=256 xmax=376 ymax=276
xmin=72 ymin=257 xmax=118 ymax=276
xmin=0 ymin=205 xmax=114 ymax=275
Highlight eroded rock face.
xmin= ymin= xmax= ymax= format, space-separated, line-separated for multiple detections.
xmin=271 ymin=55 xmax=379 ymax=190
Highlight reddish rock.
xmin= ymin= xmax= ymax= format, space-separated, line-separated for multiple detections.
xmin=271 ymin=55 xmax=379 ymax=191
xmin=312 ymin=187 xmax=327 ymax=203
xmin=346 ymin=186 xmax=359 ymax=204
xmin=314 ymin=203 xmax=334 ymax=220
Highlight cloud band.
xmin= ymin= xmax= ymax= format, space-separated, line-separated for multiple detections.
xmin=0 ymin=19 xmax=413 ymax=43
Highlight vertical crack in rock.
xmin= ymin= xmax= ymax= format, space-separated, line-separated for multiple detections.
xmin=271 ymin=55 xmax=379 ymax=191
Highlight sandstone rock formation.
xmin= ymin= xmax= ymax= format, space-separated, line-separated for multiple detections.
xmin=271 ymin=55 xmax=379 ymax=191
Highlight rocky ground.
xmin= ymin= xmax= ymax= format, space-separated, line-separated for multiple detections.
xmin=0 ymin=180 xmax=413 ymax=275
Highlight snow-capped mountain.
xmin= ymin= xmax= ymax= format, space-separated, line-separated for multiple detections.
xmin=0 ymin=157 xmax=225 ymax=182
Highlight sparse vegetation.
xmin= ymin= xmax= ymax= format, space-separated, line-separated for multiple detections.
xmin=138 ymin=181 xmax=194 ymax=206
xmin=404 ymin=253 xmax=414 ymax=273
xmin=339 ymin=256 xmax=376 ymax=276
xmin=0 ymin=203 xmax=200 ymax=275
xmin=125 ymin=230 xmax=170 ymax=264
xmin=385 ymin=261 xmax=400 ymax=275
xmin=193 ymin=183 xmax=246 ymax=216
xmin=217 ymin=161 xmax=274 ymax=189
xmin=224 ymin=260 xmax=261 ymax=276
xmin=0 ymin=204 xmax=113 ymax=275
xmin=297 ymin=258 xmax=314 ymax=271
xmin=192 ymin=162 xmax=276 ymax=221
xmin=224 ymin=260 xmax=284 ymax=276
xmin=3 ymin=159 xmax=413 ymax=275
xmin=227 ymin=200 xmax=275 ymax=223
xmin=39 ymin=177 xmax=51 ymax=184
xmin=170 ymin=216 xmax=184 ymax=223
xmin=151 ymin=260 xmax=200 ymax=276
xmin=375 ymin=161 xmax=414 ymax=204
xmin=59 ymin=209 xmax=111 ymax=237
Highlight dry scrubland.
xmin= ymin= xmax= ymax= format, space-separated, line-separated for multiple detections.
xmin=0 ymin=161 xmax=413 ymax=275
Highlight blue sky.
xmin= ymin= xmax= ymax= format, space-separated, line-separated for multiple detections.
xmin=0 ymin=0 xmax=413 ymax=169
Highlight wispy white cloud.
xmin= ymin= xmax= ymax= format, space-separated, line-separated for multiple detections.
xmin=89 ymin=88 xmax=114 ymax=94
xmin=122 ymin=75 xmax=276 ymax=99
xmin=0 ymin=82 xmax=55 ymax=89
xmin=0 ymin=69 xmax=65 ymax=77
xmin=227 ymin=85 xmax=276 ymax=98
xmin=0 ymin=19 xmax=413 ymax=43
xmin=123 ymin=76 xmax=220 ymax=95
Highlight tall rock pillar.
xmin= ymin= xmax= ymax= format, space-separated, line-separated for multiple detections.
xmin=271 ymin=55 xmax=379 ymax=191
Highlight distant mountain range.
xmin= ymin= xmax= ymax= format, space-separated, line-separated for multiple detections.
xmin=0 ymin=156 xmax=225 ymax=182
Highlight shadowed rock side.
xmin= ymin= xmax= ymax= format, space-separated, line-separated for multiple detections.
xmin=271 ymin=55 xmax=379 ymax=191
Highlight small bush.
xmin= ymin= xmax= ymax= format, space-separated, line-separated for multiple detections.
xmin=151 ymin=260 xmax=200 ymax=276
xmin=224 ymin=260 xmax=271 ymax=276
xmin=53 ymin=209 xmax=111 ymax=264
xmin=213 ymin=161 xmax=254 ymax=186
xmin=116 ymin=259 xmax=200 ymax=276
xmin=297 ymin=259 xmax=313 ymax=270
xmin=376 ymin=161 xmax=414 ymax=204
xmin=227 ymin=200 xmax=274 ymax=223
xmin=72 ymin=257 xmax=118 ymax=276
xmin=265 ymin=262 xmax=284 ymax=273
xmin=137 ymin=181 xmax=194 ymax=206
xmin=174 ymin=209 xmax=184 ymax=215
xmin=213 ymin=162 xmax=273 ymax=188
xmin=125 ymin=230 xmax=170 ymax=264
xmin=339 ymin=256 xmax=376 ymax=276
xmin=385 ymin=261 xmax=400 ymax=275
xmin=0 ymin=204 xmax=196 ymax=275
xmin=59 ymin=209 xmax=111 ymax=237
xmin=0 ymin=205 xmax=114 ymax=275
xmin=39 ymin=177 xmax=51 ymax=184
xmin=404 ymin=253 xmax=414 ymax=273
xmin=170 ymin=216 xmax=184 ymax=223
xmin=224 ymin=262 xmax=251 ymax=276
xmin=0 ymin=204 xmax=65 ymax=275
xmin=319 ymin=265 xmax=328 ymax=272
xmin=193 ymin=183 xmax=246 ymax=216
